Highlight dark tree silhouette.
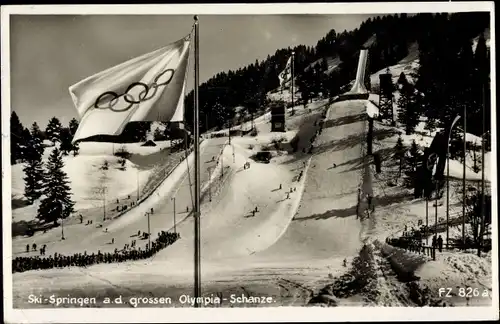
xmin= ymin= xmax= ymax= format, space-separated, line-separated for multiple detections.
xmin=37 ymin=147 xmax=75 ymax=224
xmin=23 ymin=126 xmax=44 ymax=203
xmin=45 ymin=117 xmax=63 ymax=143
xmin=10 ymin=111 xmax=26 ymax=164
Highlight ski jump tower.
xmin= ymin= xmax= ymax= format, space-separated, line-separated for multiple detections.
xmin=339 ymin=49 xmax=370 ymax=101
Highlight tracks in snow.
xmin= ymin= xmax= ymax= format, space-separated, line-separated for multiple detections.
xmin=310 ymin=105 xmax=417 ymax=307
xmin=371 ymin=242 xmax=414 ymax=306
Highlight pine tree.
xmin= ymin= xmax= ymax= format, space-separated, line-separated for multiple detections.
xmin=311 ymin=62 xmax=324 ymax=97
xmin=45 ymin=117 xmax=63 ymax=143
xmin=404 ymin=140 xmax=422 ymax=189
xmin=117 ymin=122 xmax=150 ymax=142
xmin=424 ymin=117 xmax=437 ymax=136
xmin=296 ymin=69 xmax=312 ymax=106
xmin=444 ymin=37 xmax=475 ymax=132
xmin=69 ymin=118 xmax=79 ymax=136
xmin=67 ymin=118 xmax=81 ymax=155
xmin=59 ymin=127 xmax=73 ymax=156
xmin=23 ymin=159 xmax=45 ymax=204
xmin=20 ymin=127 xmax=32 ymax=162
xmin=397 ymin=72 xmax=407 ymax=85
xmin=30 ymin=122 xmax=45 ymax=158
xmin=135 ymin=122 xmax=150 ymax=142
xmin=407 ymin=140 xmax=422 ymax=172
xmin=313 ymin=63 xmax=324 ymax=97
xmin=466 ymin=190 xmax=492 ymax=252
xmin=397 ymin=73 xmax=419 ymax=134
xmin=414 ymin=25 xmax=444 ymax=130
xmin=10 ymin=111 xmax=25 ymax=164
xmin=37 ymin=147 xmax=74 ymax=224
xmin=23 ymin=129 xmax=44 ymax=204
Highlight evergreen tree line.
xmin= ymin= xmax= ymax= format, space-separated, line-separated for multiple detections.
xmin=11 ymin=13 xmax=490 ymax=151
xmin=398 ymin=12 xmax=491 ymax=140
xmin=10 ymin=113 xmax=81 ymax=165
xmin=180 ymin=12 xmax=489 ymax=139
xmin=11 ymin=112 xmax=77 ymax=225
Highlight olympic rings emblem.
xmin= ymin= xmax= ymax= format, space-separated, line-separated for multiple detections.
xmin=93 ymin=69 xmax=176 ymax=112
xmin=279 ymin=67 xmax=291 ymax=78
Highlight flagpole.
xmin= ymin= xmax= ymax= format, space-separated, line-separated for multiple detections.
xmin=479 ymin=79 xmax=486 ymax=257
xmin=425 ymin=198 xmax=429 ymax=245
xmin=447 ymin=115 xmax=461 ymax=249
xmin=462 ymin=105 xmax=466 ymax=249
xmin=446 ymin=147 xmax=450 ymax=249
xmin=193 ymin=15 xmax=202 ymax=307
xmin=434 ymin=180 xmax=438 ymax=260
xmin=291 ymin=51 xmax=295 ymax=114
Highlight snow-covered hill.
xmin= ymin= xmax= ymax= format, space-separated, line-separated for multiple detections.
xmin=11 ymin=140 xmax=178 ymax=222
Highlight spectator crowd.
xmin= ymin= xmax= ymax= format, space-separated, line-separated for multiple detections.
xmin=386 ymin=224 xmax=445 ymax=257
xmin=12 ymin=231 xmax=180 ymax=273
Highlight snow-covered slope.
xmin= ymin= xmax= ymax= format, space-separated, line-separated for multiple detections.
xmin=11 ymin=140 xmax=178 ymax=222
xmin=12 ymin=98 xmax=343 ymax=306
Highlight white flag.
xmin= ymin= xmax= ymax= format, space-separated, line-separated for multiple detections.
xmin=70 ymin=36 xmax=191 ymax=143
xmin=278 ymin=57 xmax=292 ymax=87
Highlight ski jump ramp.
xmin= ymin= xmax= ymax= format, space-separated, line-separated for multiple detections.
xmin=338 ymin=49 xmax=370 ymax=101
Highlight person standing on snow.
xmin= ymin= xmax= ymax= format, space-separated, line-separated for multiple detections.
xmin=437 ymin=235 xmax=443 ymax=252
xmin=367 ymin=194 xmax=374 ymax=212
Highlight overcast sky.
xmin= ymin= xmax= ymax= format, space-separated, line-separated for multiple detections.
xmin=10 ymin=14 xmax=377 ymax=128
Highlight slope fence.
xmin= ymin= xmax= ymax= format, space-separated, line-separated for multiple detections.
xmin=112 ymin=140 xmax=204 ymax=220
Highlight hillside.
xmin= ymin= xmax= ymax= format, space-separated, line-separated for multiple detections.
xmin=11 ymin=140 xmax=189 ymax=237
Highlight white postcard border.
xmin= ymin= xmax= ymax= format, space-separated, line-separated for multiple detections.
xmin=1 ymin=2 xmax=497 ymax=323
